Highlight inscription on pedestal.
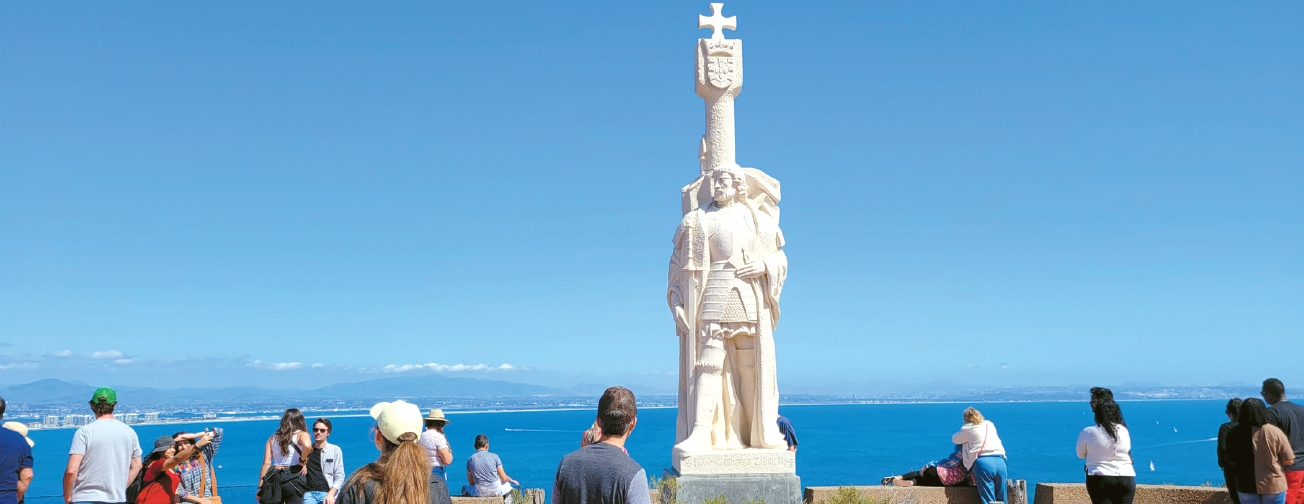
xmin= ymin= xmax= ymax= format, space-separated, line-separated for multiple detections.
xmin=674 ymin=449 xmax=796 ymax=475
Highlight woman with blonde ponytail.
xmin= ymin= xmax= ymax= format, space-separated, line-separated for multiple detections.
xmin=338 ymin=400 xmax=452 ymax=504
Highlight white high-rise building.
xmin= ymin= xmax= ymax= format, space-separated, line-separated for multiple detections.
xmin=43 ymin=415 xmax=59 ymax=428
xmin=119 ymin=413 xmax=139 ymax=424
xmin=143 ymin=412 xmax=160 ymax=423
xmin=203 ymin=412 xmax=217 ymax=420
xmin=64 ymin=414 xmax=93 ymax=427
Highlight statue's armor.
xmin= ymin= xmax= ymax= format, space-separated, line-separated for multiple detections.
xmin=699 ymin=206 xmax=759 ymax=324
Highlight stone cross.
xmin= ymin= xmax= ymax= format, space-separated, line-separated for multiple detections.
xmin=698 ymin=3 xmax=736 ymax=40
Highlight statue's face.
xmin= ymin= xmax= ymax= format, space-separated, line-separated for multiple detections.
xmin=712 ymin=172 xmax=737 ymax=204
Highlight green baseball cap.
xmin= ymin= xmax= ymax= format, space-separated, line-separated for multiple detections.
xmin=91 ymin=387 xmax=117 ymax=405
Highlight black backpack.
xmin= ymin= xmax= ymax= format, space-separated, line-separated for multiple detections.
xmin=125 ymin=468 xmax=148 ymax=504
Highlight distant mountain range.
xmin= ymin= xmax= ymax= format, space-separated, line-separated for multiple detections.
xmin=0 ymin=376 xmax=668 ymax=406
xmin=1 ymin=377 xmax=1258 ymax=410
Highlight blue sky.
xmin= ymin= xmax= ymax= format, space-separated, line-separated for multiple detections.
xmin=1 ymin=1 xmax=1301 ymax=391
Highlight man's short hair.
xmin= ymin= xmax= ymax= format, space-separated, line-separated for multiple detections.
xmin=1263 ymin=378 xmax=1286 ymax=398
xmin=315 ymin=418 xmax=332 ymax=433
xmin=597 ymin=386 xmax=637 ymax=436
xmin=91 ymin=401 xmax=115 ymax=416
xmin=474 ymin=434 xmax=489 ymax=449
xmin=0 ymin=396 xmax=6 ymax=419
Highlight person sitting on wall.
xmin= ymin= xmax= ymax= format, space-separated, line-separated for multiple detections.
xmin=462 ymin=435 xmax=517 ymax=499
xmin=881 ymin=445 xmax=973 ymax=487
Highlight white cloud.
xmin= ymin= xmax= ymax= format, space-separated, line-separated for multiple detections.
xmin=381 ymin=362 xmax=518 ymax=373
xmin=53 ymin=350 xmax=72 ymax=357
xmin=91 ymin=350 xmax=124 ymax=359
xmin=311 ymin=363 xmax=324 ymax=369
xmin=113 ymin=359 xmax=137 ymax=364
xmin=248 ymin=360 xmax=304 ymax=371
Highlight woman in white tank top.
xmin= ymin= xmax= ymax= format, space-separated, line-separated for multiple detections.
xmin=258 ymin=409 xmax=314 ymax=504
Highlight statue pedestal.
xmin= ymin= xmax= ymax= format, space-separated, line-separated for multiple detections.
xmin=673 ymin=448 xmax=795 ymax=474
xmin=667 ymin=449 xmax=800 ymax=504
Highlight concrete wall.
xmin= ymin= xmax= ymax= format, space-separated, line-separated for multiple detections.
xmin=450 ymin=488 xmax=544 ymax=504
xmin=804 ymin=486 xmax=983 ymax=504
xmin=1033 ymin=484 xmax=1232 ymax=504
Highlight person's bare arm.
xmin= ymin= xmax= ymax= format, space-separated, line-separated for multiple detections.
xmin=64 ymin=454 xmax=84 ymax=504
xmin=297 ymin=431 xmax=313 ymax=475
xmin=17 ymin=468 xmax=32 ymax=502
xmin=497 ymin=465 xmax=517 ymax=485
xmin=438 ymin=447 xmax=453 ymax=465
xmin=468 ymin=470 xmax=476 ymax=486
xmin=164 ymin=434 xmax=208 ymax=472
xmin=128 ymin=456 xmax=143 ymax=489
xmin=258 ymin=438 xmax=273 ymax=498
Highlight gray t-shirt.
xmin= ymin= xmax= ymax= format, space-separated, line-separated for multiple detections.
xmin=69 ymin=418 xmax=142 ymax=503
xmin=466 ymin=451 xmax=502 ymax=486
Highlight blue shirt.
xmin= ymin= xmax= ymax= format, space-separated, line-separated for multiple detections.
xmin=0 ymin=428 xmax=33 ymax=504
xmin=777 ymin=416 xmax=798 ymax=449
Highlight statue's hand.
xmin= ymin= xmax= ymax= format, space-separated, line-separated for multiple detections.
xmin=673 ymin=305 xmax=690 ymax=337
xmin=736 ymin=262 xmax=766 ymax=279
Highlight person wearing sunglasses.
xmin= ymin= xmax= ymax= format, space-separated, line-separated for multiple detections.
xmin=304 ymin=419 xmax=344 ymax=504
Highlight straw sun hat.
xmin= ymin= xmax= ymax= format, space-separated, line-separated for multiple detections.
xmin=425 ymin=408 xmax=451 ymax=423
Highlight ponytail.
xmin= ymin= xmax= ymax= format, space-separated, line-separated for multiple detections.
xmin=351 ymin=432 xmax=430 ymax=504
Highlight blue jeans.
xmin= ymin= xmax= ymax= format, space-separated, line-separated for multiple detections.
xmin=432 ymin=466 xmax=446 ymax=480
xmin=303 ymin=491 xmax=329 ymax=504
xmin=1239 ymin=493 xmax=1287 ymax=504
xmin=973 ymin=456 xmax=1008 ymax=504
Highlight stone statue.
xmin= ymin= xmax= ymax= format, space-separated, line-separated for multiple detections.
xmin=669 ymin=3 xmax=789 ymax=462
xmin=669 ymin=163 xmax=787 ymax=454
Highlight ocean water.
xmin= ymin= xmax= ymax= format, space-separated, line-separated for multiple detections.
xmin=21 ymin=400 xmax=1230 ymax=504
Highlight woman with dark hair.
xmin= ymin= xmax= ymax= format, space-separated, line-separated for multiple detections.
xmin=552 ymin=386 xmax=651 ymax=504
xmin=137 ymin=433 xmax=212 ymax=504
xmin=1228 ymin=398 xmax=1295 ymax=504
xmin=258 ymin=409 xmax=314 ymax=504
xmin=881 ymin=444 xmax=972 ymax=487
xmin=1220 ymin=399 xmax=1245 ymax=504
xmin=339 ymin=400 xmax=452 ymax=504
xmin=1077 ymin=397 xmax=1136 ymax=504
xmin=1090 ymin=387 xmax=1115 ymax=408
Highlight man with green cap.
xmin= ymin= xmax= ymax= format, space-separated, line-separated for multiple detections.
xmin=63 ymin=387 xmax=142 ymax=504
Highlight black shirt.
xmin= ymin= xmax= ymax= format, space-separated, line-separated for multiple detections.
xmin=338 ymin=469 xmax=452 ymax=504
xmin=1268 ymin=400 xmax=1304 ymax=472
xmin=305 ymin=448 xmax=329 ymax=492
xmin=1218 ymin=421 xmax=1238 ymax=469
xmin=1226 ymin=423 xmax=1258 ymax=491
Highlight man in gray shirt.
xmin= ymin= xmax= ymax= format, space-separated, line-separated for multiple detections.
xmin=63 ymin=388 xmax=142 ymax=504
xmin=553 ymin=387 xmax=650 ymax=504
xmin=465 ymin=434 xmax=517 ymax=497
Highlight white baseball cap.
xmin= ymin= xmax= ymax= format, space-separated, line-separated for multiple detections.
xmin=369 ymin=400 xmax=423 ymax=444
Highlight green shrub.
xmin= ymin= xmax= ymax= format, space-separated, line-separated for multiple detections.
xmin=816 ymin=487 xmax=889 ymax=504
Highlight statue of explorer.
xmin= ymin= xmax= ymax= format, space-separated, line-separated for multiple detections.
xmin=668 ymin=163 xmax=787 ymax=454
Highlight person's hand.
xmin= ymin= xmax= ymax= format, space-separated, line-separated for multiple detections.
xmin=300 ymin=465 xmax=309 ymax=476
xmin=735 ymin=262 xmax=765 ymax=279
xmin=325 ymin=495 xmax=336 ymax=504
xmin=673 ymin=305 xmax=689 ymax=337
xmin=201 ymin=432 xmax=215 ymax=444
